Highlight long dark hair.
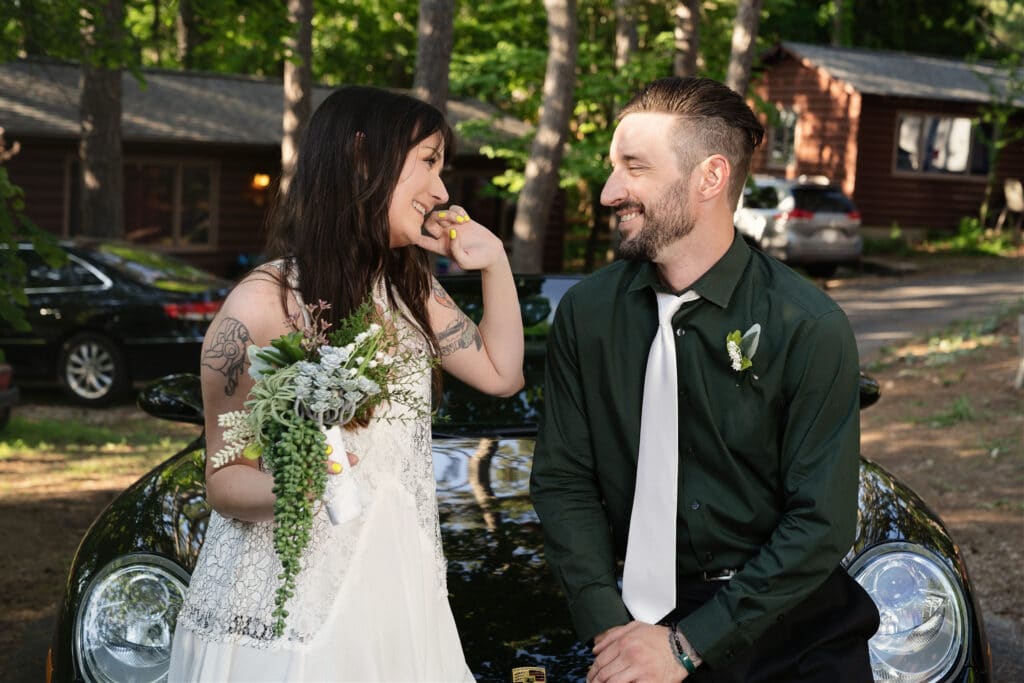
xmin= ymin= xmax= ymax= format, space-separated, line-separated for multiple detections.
xmin=265 ymin=86 xmax=455 ymax=371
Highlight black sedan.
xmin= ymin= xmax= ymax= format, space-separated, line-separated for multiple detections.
xmin=0 ymin=240 xmax=231 ymax=406
xmin=47 ymin=275 xmax=991 ymax=683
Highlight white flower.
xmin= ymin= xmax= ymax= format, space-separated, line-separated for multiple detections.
xmin=727 ymin=340 xmax=744 ymax=371
xmin=726 ymin=324 xmax=760 ymax=374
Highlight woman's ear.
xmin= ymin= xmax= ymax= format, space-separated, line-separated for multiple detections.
xmin=698 ymin=154 xmax=731 ymax=200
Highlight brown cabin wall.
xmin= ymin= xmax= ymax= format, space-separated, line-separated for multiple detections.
xmin=5 ymin=138 xmax=70 ymax=236
xmin=6 ymin=137 xmax=536 ymax=277
xmin=855 ymin=96 xmax=1024 ymax=232
xmin=751 ymin=57 xmax=859 ymax=194
xmin=752 ymin=53 xmax=1024 ymax=233
xmin=6 ymin=137 xmax=275 ymax=276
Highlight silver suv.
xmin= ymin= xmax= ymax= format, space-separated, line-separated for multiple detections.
xmin=734 ymin=175 xmax=862 ymax=277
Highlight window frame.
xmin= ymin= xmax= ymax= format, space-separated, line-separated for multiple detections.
xmin=767 ymin=107 xmax=798 ymax=170
xmin=891 ymin=111 xmax=990 ymax=182
xmin=63 ymin=156 xmax=221 ymax=251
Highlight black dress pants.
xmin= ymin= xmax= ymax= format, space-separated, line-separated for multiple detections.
xmin=667 ymin=567 xmax=880 ymax=683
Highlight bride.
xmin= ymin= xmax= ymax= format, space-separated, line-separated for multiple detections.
xmin=168 ymin=85 xmax=524 ymax=681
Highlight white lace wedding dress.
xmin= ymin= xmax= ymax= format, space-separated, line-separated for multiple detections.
xmin=169 ymin=277 xmax=473 ymax=682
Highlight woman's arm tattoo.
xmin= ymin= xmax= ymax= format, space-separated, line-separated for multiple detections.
xmin=439 ymin=309 xmax=483 ymax=356
xmin=202 ymin=317 xmax=252 ymax=396
xmin=432 ymin=281 xmax=483 ymax=356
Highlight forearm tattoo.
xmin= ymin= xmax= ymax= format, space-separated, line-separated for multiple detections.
xmin=433 ymin=280 xmax=483 ymax=356
xmin=202 ymin=317 xmax=252 ymax=396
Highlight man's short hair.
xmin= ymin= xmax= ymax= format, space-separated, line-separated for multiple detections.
xmin=619 ymin=77 xmax=765 ymax=206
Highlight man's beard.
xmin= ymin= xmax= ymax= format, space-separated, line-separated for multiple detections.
xmin=615 ymin=180 xmax=696 ymax=261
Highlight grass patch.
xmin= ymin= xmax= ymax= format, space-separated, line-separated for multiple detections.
xmin=869 ymin=299 xmax=1023 ymax=371
xmin=0 ymin=409 xmax=199 ymax=467
xmin=921 ymin=217 xmax=1019 ymax=257
xmin=918 ymin=395 xmax=976 ymax=428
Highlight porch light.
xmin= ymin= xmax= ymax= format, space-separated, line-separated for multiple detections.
xmin=250 ymin=173 xmax=271 ymax=191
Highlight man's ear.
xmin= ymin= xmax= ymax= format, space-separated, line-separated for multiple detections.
xmin=698 ymin=154 xmax=731 ymax=200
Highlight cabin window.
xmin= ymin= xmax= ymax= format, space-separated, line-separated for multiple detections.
xmin=895 ymin=114 xmax=990 ymax=176
xmin=768 ymin=108 xmax=797 ymax=168
xmin=67 ymin=159 xmax=218 ymax=248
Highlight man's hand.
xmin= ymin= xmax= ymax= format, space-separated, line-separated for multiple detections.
xmin=587 ymin=622 xmax=689 ymax=682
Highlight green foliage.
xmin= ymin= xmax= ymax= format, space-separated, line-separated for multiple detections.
xmin=922 ymin=395 xmax=975 ymax=427
xmin=924 ymin=216 xmax=1017 ymax=256
xmin=264 ymin=417 xmax=327 ymax=637
xmin=862 ymin=224 xmax=915 ymax=257
xmin=0 ymin=136 xmax=66 ymax=331
xmin=0 ymin=415 xmax=190 ymax=454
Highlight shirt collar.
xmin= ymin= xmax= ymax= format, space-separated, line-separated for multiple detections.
xmin=627 ymin=230 xmax=750 ymax=309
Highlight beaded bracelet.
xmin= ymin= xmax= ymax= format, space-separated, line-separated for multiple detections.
xmin=667 ymin=626 xmax=698 ymax=675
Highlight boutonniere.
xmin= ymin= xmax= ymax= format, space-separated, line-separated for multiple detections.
xmin=726 ymin=323 xmax=761 ymax=373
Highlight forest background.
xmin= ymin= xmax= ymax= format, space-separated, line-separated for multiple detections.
xmin=0 ymin=0 xmax=1021 ymax=312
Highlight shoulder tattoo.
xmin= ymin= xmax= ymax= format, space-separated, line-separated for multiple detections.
xmin=202 ymin=317 xmax=252 ymax=396
xmin=432 ymin=278 xmax=458 ymax=311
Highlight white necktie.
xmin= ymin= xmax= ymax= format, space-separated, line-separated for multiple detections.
xmin=622 ymin=289 xmax=700 ymax=623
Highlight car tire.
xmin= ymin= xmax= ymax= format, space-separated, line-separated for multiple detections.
xmin=59 ymin=332 xmax=129 ymax=406
xmin=803 ymin=263 xmax=838 ymax=278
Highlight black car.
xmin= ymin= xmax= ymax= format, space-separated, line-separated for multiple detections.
xmin=47 ymin=275 xmax=991 ymax=683
xmin=0 ymin=240 xmax=231 ymax=406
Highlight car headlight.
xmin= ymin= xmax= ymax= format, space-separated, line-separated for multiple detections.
xmin=74 ymin=554 xmax=189 ymax=683
xmin=850 ymin=542 xmax=967 ymax=682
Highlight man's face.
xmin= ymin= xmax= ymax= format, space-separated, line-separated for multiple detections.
xmin=600 ymin=112 xmax=697 ymax=261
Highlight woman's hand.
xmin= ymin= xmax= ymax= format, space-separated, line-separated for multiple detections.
xmin=416 ymin=204 xmax=507 ymax=272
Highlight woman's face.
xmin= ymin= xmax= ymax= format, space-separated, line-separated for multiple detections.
xmin=388 ymin=131 xmax=449 ymax=248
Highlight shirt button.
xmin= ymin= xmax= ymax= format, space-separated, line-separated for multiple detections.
xmin=704 ymin=551 xmax=714 ymax=562
xmin=676 ymin=328 xmax=685 ymax=336
xmin=691 ymin=500 xmax=701 ymax=510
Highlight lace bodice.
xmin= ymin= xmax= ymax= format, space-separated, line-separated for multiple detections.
xmin=177 ymin=266 xmax=444 ymax=649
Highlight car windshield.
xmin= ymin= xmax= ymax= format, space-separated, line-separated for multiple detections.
xmin=88 ymin=244 xmax=226 ymax=293
xmin=435 ymin=274 xmax=577 ymax=434
xmin=791 ymin=187 xmax=856 ymax=213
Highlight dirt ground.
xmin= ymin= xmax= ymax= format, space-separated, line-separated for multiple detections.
xmin=0 ymin=266 xmax=1020 ymax=679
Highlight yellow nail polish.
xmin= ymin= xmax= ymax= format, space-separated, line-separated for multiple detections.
xmin=325 ymin=444 xmax=333 ymax=456
xmin=438 ymin=211 xmax=447 ymax=218
xmin=458 ymin=215 xmax=468 ymax=224
xmin=449 ymin=229 xmax=457 ymax=240
xmin=330 ymin=462 xmax=342 ymax=474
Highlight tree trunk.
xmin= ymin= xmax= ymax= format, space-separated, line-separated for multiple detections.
xmin=79 ymin=0 xmax=125 ymax=239
xmin=176 ymin=0 xmax=206 ymax=69
xmin=725 ymin=0 xmax=762 ymax=97
xmin=280 ymin=0 xmax=313 ymax=198
xmin=510 ymin=0 xmax=577 ymax=274
xmin=614 ymin=0 xmax=638 ymax=70
xmin=673 ymin=0 xmax=700 ymax=77
xmin=830 ymin=0 xmax=853 ymax=47
xmin=413 ymin=0 xmax=454 ymax=113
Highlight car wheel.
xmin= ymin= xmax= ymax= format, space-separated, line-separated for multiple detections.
xmin=59 ymin=333 xmax=129 ymax=406
xmin=803 ymin=263 xmax=838 ymax=278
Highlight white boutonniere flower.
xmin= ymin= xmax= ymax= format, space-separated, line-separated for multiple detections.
xmin=726 ymin=323 xmax=761 ymax=373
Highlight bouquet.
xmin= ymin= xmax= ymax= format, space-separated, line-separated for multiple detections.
xmin=210 ymin=298 xmax=429 ymax=637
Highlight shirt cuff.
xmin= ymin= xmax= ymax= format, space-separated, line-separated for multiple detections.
xmin=570 ymin=583 xmax=631 ymax=644
xmin=675 ymin=596 xmax=753 ymax=669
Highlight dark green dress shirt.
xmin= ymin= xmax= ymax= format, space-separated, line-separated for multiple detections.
xmin=529 ymin=233 xmax=861 ymax=668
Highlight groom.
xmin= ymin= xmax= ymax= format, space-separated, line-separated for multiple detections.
xmin=530 ymin=77 xmax=879 ymax=682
